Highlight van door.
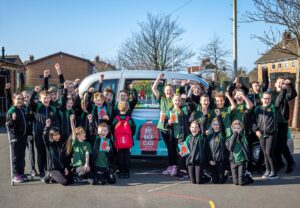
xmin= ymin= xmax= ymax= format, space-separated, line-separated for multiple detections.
xmin=124 ymin=78 xmax=167 ymax=157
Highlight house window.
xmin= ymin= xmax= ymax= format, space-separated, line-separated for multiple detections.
xmin=284 ymin=62 xmax=289 ymax=69
xmin=272 ymin=64 xmax=276 ymax=70
xmin=292 ymin=61 xmax=296 ymax=68
xmin=278 ymin=63 xmax=282 ymax=69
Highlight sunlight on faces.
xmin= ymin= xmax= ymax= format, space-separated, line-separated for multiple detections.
xmin=275 ymin=78 xmax=285 ymax=91
xmin=118 ymin=92 xmax=128 ymax=102
xmin=211 ymin=89 xmax=218 ymax=98
xmin=164 ymin=86 xmax=174 ymax=98
xmin=66 ymin=99 xmax=74 ymax=110
xmin=261 ymin=93 xmax=272 ymax=106
xmin=104 ymin=92 xmax=113 ymax=103
xmin=190 ymin=122 xmax=200 ymax=136
xmin=21 ymin=92 xmax=30 ymax=105
xmin=251 ymin=82 xmax=260 ymax=94
xmin=211 ymin=119 xmax=220 ymax=132
xmin=13 ymin=94 xmax=24 ymax=107
xmin=191 ymin=84 xmax=202 ymax=96
xmin=40 ymin=94 xmax=50 ymax=106
xmin=215 ymin=96 xmax=225 ymax=109
xmin=234 ymin=92 xmax=244 ymax=104
xmin=98 ymin=126 xmax=109 ymax=138
xmin=77 ymin=132 xmax=86 ymax=141
xmin=172 ymin=95 xmax=182 ymax=108
xmin=200 ymin=96 xmax=210 ymax=108
xmin=52 ymin=132 xmax=61 ymax=142
xmin=50 ymin=92 xmax=58 ymax=102
xmin=231 ymin=124 xmax=242 ymax=134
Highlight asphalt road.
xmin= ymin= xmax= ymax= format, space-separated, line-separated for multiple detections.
xmin=1 ymin=128 xmax=300 ymax=208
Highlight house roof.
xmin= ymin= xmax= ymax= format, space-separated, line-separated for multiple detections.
xmin=92 ymin=60 xmax=117 ymax=71
xmin=187 ymin=66 xmax=205 ymax=73
xmin=25 ymin=51 xmax=94 ymax=66
xmin=255 ymin=39 xmax=298 ymax=64
xmin=0 ymin=55 xmax=24 ymax=66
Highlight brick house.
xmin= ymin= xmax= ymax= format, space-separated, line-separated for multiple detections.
xmin=255 ymin=39 xmax=298 ymax=85
xmin=0 ymin=47 xmax=26 ymax=123
xmin=25 ymin=51 xmax=95 ymax=88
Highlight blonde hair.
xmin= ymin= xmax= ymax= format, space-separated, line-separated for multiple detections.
xmin=118 ymin=101 xmax=129 ymax=112
xmin=66 ymin=127 xmax=86 ymax=155
xmin=231 ymin=120 xmax=244 ymax=129
xmin=93 ymin=92 xmax=105 ymax=101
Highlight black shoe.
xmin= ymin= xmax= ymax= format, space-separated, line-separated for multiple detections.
xmin=44 ymin=172 xmax=51 ymax=184
xmin=267 ymin=172 xmax=279 ymax=180
xmin=119 ymin=173 xmax=124 ymax=179
xmin=286 ymin=162 xmax=296 ymax=173
xmin=39 ymin=173 xmax=45 ymax=182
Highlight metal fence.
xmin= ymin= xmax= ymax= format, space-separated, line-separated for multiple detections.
xmin=0 ymin=97 xmax=7 ymax=116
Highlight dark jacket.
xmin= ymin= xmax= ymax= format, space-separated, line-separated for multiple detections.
xmin=30 ymin=91 xmax=58 ymax=135
xmin=43 ymin=127 xmax=69 ymax=171
xmin=6 ymin=106 xmax=29 ymax=138
xmin=185 ymin=114 xmax=208 ymax=166
xmin=207 ymin=115 xmax=227 ymax=163
xmin=226 ymin=131 xmax=249 ymax=163
xmin=251 ymin=105 xmax=276 ymax=136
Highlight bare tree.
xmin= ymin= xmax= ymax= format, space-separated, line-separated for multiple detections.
xmin=198 ymin=34 xmax=232 ymax=81
xmin=243 ymin=0 xmax=300 ymax=129
xmin=117 ymin=13 xmax=194 ymax=71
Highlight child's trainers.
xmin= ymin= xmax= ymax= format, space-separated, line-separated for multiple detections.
xmin=261 ymin=171 xmax=270 ymax=179
xmin=267 ymin=171 xmax=279 ymax=180
xmin=21 ymin=174 xmax=28 ymax=182
xmin=13 ymin=175 xmax=23 ymax=183
xmin=162 ymin=166 xmax=172 ymax=175
xmin=170 ymin=165 xmax=177 ymax=176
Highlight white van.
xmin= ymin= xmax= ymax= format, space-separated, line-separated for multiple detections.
xmin=79 ymin=70 xmax=208 ymax=157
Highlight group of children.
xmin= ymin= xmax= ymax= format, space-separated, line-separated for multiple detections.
xmin=152 ymin=69 xmax=296 ymax=185
xmin=6 ymin=63 xmax=137 ymax=185
xmin=6 ymin=64 xmax=296 ymax=187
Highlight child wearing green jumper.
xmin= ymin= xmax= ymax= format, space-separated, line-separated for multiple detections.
xmin=68 ymin=115 xmax=93 ymax=184
xmin=226 ymin=120 xmax=254 ymax=186
xmin=89 ymin=118 xmax=116 ymax=185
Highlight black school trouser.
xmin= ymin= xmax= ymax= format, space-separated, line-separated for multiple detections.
xmin=26 ymin=135 xmax=36 ymax=170
xmin=34 ymin=133 xmax=47 ymax=175
xmin=49 ymin=170 xmax=73 ymax=186
xmin=117 ymin=149 xmax=131 ymax=173
xmin=260 ymin=135 xmax=276 ymax=172
xmin=275 ymin=122 xmax=294 ymax=168
xmin=231 ymin=161 xmax=246 ymax=185
xmin=210 ymin=162 xmax=225 ymax=184
xmin=9 ymin=133 xmax=26 ymax=176
xmin=188 ymin=165 xmax=202 ymax=184
xmin=161 ymin=130 xmax=178 ymax=166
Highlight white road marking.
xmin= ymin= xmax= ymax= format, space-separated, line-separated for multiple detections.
xmin=147 ymin=181 xmax=188 ymax=192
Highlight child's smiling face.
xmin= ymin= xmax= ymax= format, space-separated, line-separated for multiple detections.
xmin=98 ymin=126 xmax=109 ymax=138
xmin=190 ymin=122 xmax=200 ymax=136
xmin=212 ymin=120 xmax=220 ymax=132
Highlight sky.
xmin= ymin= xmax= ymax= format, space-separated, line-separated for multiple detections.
xmin=1 ymin=0 xmax=276 ymax=72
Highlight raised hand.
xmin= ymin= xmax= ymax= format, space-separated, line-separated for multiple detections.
xmin=215 ymin=108 xmax=220 ymax=116
xmin=159 ymin=73 xmax=164 ymax=79
xmin=44 ymin=69 xmax=50 ymax=78
xmin=87 ymin=114 xmax=93 ymax=122
xmin=88 ymin=87 xmax=94 ymax=93
xmin=70 ymin=114 xmax=75 ymax=122
xmin=34 ymin=85 xmax=41 ymax=93
xmin=54 ymin=63 xmax=61 ymax=75
xmin=74 ymin=79 xmax=81 ymax=86
xmin=5 ymin=83 xmax=11 ymax=90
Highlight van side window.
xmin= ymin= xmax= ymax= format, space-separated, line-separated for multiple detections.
xmin=125 ymin=79 xmax=165 ymax=109
xmin=93 ymin=79 xmax=118 ymax=102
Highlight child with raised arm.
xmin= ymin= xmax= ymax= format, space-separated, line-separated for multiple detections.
xmin=164 ymin=94 xmax=190 ymax=176
xmin=226 ymin=120 xmax=254 ymax=185
xmin=6 ymin=92 xmax=29 ymax=183
xmin=207 ymin=109 xmax=227 ymax=184
xmin=30 ymin=86 xmax=58 ymax=181
xmin=43 ymin=119 xmax=73 ymax=185
xmin=68 ymin=114 xmax=93 ymax=184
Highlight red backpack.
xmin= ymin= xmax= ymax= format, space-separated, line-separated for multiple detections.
xmin=114 ymin=116 xmax=133 ymax=149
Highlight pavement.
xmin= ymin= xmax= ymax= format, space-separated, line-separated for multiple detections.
xmin=0 ymin=127 xmax=300 ymax=208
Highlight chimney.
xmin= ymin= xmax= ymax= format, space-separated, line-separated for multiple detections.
xmin=2 ymin=47 xmax=5 ymax=59
xmin=29 ymin=54 xmax=34 ymax=61
xmin=95 ymin=55 xmax=100 ymax=64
